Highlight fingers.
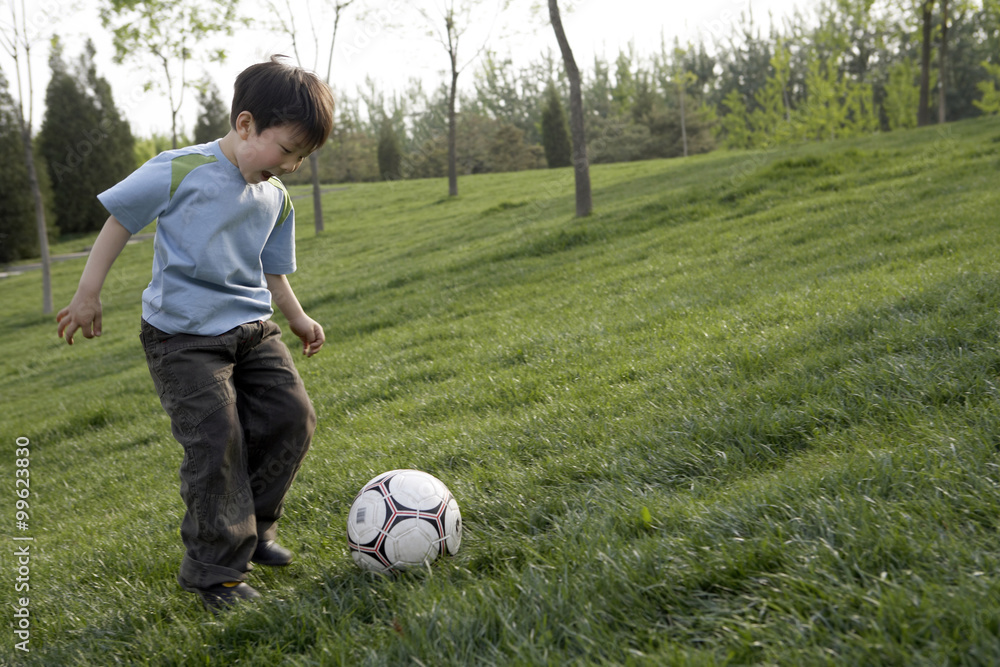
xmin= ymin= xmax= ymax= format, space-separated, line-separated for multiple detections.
xmin=56 ymin=308 xmax=101 ymax=345
xmin=56 ymin=309 xmax=76 ymax=345
xmin=303 ymin=324 xmax=325 ymax=357
xmin=60 ymin=322 xmax=76 ymax=345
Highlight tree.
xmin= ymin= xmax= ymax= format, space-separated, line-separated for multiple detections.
xmin=488 ymin=122 xmax=543 ymax=172
xmin=193 ymin=80 xmax=230 ymax=144
xmin=417 ymin=0 xmax=508 ymax=197
xmin=586 ymin=55 xmax=613 ymax=119
xmin=973 ymin=60 xmax=1000 ymax=114
xmin=264 ymin=0 xmax=359 ymax=233
xmin=0 ymin=0 xmax=53 ymax=312
xmin=40 ymin=39 xmax=135 ymax=235
xmin=548 ymin=0 xmax=591 ymax=217
xmin=100 ymin=0 xmax=243 ymax=148
xmin=800 ymin=52 xmax=849 ymax=141
xmin=611 ymin=45 xmax=636 ymax=116
xmin=473 ymin=49 xmax=553 ymax=144
xmin=918 ymin=0 xmax=935 ymax=125
xmin=883 ymin=58 xmax=917 ymax=128
xmin=668 ymin=41 xmax=704 ymax=157
xmin=719 ymin=88 xmax=752 ymax=149
xmin=750 ymin=39 xmax=792 ymax=147
xmin=540 ymin=82 xmax=571 ymax=167
xmin=377 ymin=118 xmax=402 ymax=180
xmin=715 ymin=11 xmax=773 ymax=121
xmin=0 ymin=68 xmax=37 ymax=263
xmin=938 ymin=0 xmax=949 ymax=122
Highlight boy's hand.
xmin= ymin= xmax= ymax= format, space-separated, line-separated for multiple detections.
xmin=288 ymin=315 xmax=325 ymax=357
xmin=56 ymin=292 xmax=103 ymax=345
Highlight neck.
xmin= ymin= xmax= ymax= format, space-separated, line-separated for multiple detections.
xmin=218 ymin=130 xmax=240 ymax=167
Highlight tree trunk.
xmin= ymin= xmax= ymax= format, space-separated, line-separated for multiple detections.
xmin=447 ymin=66 xmax=459 ymax=197
xmin=310 ymin=152 xmax=324 ymax=233
xmin=679 ymin=82 xmax=689 ymax=157
xmin=938 ymin=0 xmax=948 ymax=124
xmin=918 ymin=0 xmax=934 ymax=127
xmin=21 ymin=126 xmax=52 ymax=314
xmin=548 ymin=0 xmax=592 ymax=217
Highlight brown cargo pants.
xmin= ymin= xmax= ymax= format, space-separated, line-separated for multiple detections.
xmin=140 ymin=319 xmax=314 ymax=591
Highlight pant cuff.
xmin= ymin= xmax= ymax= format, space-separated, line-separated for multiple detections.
xmin=177 ymin=554 xmax=250 ymax=591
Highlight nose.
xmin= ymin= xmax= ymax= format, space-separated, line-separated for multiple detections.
xmin=284 ymin=157 xmax=304 ymax=173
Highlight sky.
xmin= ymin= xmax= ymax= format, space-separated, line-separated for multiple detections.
xmin=3 ymin=0 xmax=815 ymax=138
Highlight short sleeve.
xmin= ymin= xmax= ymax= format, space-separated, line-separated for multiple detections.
xmin=261 ymin=199 xmax=296 ymax=275
xmin=97 ymin=155 xmax=173 ymax=234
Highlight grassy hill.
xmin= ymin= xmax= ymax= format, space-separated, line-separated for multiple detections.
xmin=3 ymin=116 xmax=1000 ymax=665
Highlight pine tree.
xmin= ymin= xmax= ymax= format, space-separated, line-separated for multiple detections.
xmin=750 ymin=42 xmax=792 ymax=146
xmin=193 ymin=81 xmax=231 ymax=144
xmin=719 ymin=89 xmax=752 ymax=149
xmin=377 ymin=119 xmax=402 ymax=180
xmin=39 ymin=39 xmax=134 ymax=235
xmin=611 ymin=47 xmax=636 ymax=116
xmin=39 ymin=40 xmax=96 ymax=235
xmin=540 ymin=83 xmax=572 ymax=168
xmin=0 ymin=68 xmax=38 ymax=263
xmin=83 ymin=41 xmax=135 ymax=213
xmin=800 ymin=55 xmax=848 ymax=141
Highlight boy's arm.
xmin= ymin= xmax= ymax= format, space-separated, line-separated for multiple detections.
xmin=265 ymin=273 xmax=325 ymax=357
xmin=56 ymin=216 xmax=132 ymax=345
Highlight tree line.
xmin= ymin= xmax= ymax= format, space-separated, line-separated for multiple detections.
xmin=3 ymin=0 xmax=1000 ymax=264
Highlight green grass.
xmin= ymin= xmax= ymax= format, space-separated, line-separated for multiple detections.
xmin=3 ymin=117 xmax=1000 ymax=665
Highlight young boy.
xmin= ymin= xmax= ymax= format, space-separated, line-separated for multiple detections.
xmin=56 ymin=56 xmax=335 ymax=611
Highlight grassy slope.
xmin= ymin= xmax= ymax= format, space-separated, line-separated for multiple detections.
xmin=2 ymin=117 xmax=1000 ymax=665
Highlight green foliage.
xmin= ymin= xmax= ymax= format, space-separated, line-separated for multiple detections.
xmin=192 ymin=81 xmax=230 ymax=144
xmin=488 ymin=123 xmax=544 ymax=173
xmin=132 ymin=134 xmax=182 ymax=165
xmin=0 ymin=70 xmax=38 ymax=263
xmin=973 ymin=60 xmax=1000 ymax=115
xmin=38 ymin=39 xmax=135 ymax=235
xmin=844 ymin=80 xmax=879 ymax=136
xmin=325 ymin=125 xmax=379 ymax=183
xmin=473 ymin=50 xmax=551 ymax=145
xmin=540 ymin=83 xmax=572 ymax=168
xmin=885 ymin=59 xmax=920 ymax=130
xmin=800 ymin=55 xmax=849 ymax=141
xmin=4 ymin=116 xmax=1000 ymax=665
xmin=99 ymin=0 xmax=244 ymax=146
xmin=750 ymin=41 xmax=793 ymax=147
xmin=719 ymin=89 xmax=752 ymax=149
xmin=611 ymin=46 xmax=636 ymax=115
xmin=377 ymin=119 xmax=403 ymax=180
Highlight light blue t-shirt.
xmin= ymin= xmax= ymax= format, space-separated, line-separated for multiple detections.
xmin=98 ymin=140 xmax=296 ymax=336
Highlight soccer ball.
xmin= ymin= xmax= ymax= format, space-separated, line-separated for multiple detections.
xmin=346 ymin=469 xmax=462 ymax=573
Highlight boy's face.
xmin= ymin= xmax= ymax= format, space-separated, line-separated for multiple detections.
xmin=233 ymin=113 xmax=312 ymax=184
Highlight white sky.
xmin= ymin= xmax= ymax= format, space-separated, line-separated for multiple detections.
xmin=3 ymin=0 xmax=813 ymax=137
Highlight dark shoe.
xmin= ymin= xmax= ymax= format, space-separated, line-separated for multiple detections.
xmin=197 ymin=581 xmax=261 ymax=612
xmin=252 ymin=540 xmax=294 ymax=566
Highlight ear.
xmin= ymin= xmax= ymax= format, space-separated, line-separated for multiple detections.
xmin=235 ymin=111 xmax=255 ymax=140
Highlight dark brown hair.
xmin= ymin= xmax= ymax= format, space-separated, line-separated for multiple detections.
xmin=230 ymin=55 xmax=335 ymax=152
